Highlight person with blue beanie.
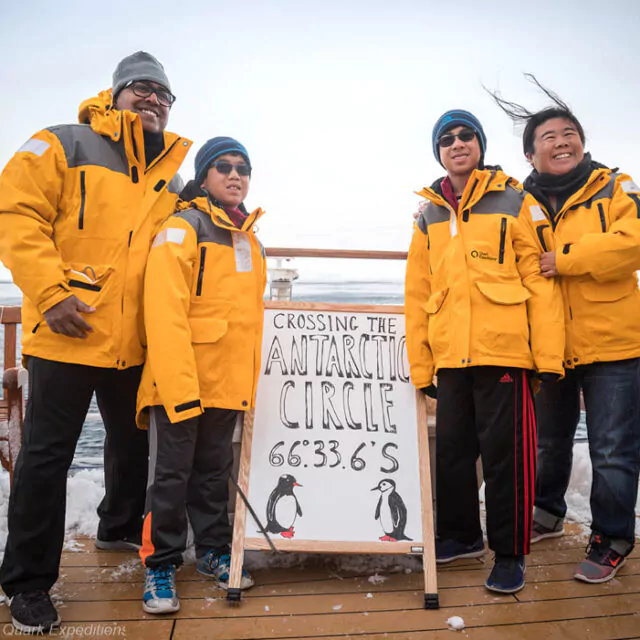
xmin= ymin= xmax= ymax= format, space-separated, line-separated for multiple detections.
xmin=136 ymin=136 xmax=265 ymax=613
xmin=431 ymin=109 xmax=487 ymax=168
xmin=405 ymin=109 xmax=565 ymax=595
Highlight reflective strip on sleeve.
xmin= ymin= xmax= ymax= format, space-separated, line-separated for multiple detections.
xmin=152 ymin=227 xmax=187 ymax=248
xmin=529 ymin=205 xmax=546 ymax=222
xmin=621 ymin=180 xmax=640 ymax=194
xmin=17 ymin=138 xmax=50 ymax=157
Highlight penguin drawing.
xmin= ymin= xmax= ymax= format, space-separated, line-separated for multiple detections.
xmin=372 ymin=478 xmax=412 ymax=541
xmin=265 ymin=474 xmax=303 ymax=538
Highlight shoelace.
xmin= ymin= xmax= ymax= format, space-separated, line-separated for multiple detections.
xmin=149 ymin=567 xmax=175 ymax=591
xmin=204 ymin=552 xmax=230 ymax=570
xmin=586 ymin=535 xmax=616 ymax=565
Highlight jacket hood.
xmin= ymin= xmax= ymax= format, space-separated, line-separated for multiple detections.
xmin=78 ymin=89 xmax=121 ymax=138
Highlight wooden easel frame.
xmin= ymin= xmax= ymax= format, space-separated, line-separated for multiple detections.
xmin=227 ymin=301 xmax=438 ymax=608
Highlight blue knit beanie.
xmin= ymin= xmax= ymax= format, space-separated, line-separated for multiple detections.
xmin=194 ymin=136 xmax=251 ymax=184
xmin=432 ymin=109 xmax=487 ymax=166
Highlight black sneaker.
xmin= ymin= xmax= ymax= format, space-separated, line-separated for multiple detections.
xmin=574 ymin=533 xmax=628 ymax=584
xmin=9 ymin=590 xmax=61 ymax=633
xmin=436 ymin=537 xmax=485 ymax=564
xmin=485 ymin=554 xmax=526 ymax=594
xmin=95 ymin=533 xmax=142 ymax=551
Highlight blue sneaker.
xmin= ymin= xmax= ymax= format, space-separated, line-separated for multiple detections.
xmin=143 ymin=565 xmax=180 ymax=614
xmin=485 ymin=554 xmax=526 ymax=594
xmin=197 ymin=550 xmax=255 ymax=590
xmin=436 ymin=538 xmax=485 ymax=564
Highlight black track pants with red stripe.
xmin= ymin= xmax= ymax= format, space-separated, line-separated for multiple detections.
xmin=435 ymin=366 xmax=537 ymax=556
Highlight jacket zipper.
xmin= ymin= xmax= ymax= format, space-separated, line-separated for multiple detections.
xmin=461 ymin=178 xmax=479 ymax=222
xmin=597 ymin=203 xmax=606 ymax=232
xmin=536 ymin=224 xmax=549 ymax=252
xmin=145 ymin=138 xmax=181 ymax=174
xmin=78 ymin=170 xmax=86 ymax=229
xmin=196 ymin=246 xmax=207 ymax=296
xmin=498 ymin=217 xmax=507 ymax=264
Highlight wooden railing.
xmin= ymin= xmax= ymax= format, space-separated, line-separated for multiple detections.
xmin=0 ymin=305 xmax=24 ymax=481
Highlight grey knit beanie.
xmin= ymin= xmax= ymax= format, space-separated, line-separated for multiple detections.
xmin=112 ymin=51 xmax=171 ymax=98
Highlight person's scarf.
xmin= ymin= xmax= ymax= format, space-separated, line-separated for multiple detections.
xmin=143 ymin=131 xmax=165 ymax=167
xmin=523 ymin=153 xmax=609 ymax=219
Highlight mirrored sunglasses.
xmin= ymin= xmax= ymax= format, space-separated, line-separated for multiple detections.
xmin=438 ymin=129 xmax=476 ymax=148
xmin=212 ymin=161 xmax=251 ymax=177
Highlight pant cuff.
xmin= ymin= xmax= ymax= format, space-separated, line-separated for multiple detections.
xmin=533 ymin=506 xmax=564 ymax=529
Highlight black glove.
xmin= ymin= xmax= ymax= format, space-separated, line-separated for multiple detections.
xmin=536 ymin=373 xmax=561 ymax=385
xmin=420 ymin=384 xmax=438 ymax=399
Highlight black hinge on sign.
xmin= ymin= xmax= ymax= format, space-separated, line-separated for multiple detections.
xmin=128 ymin=231 xmax=133 ymax=247
xmin=131 ymin=166 xmax=139 ymax=183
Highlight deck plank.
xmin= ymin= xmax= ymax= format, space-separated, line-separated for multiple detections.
xmin=170 ymin=593 xmax=640 ymax=639
xmin=3 ymin=533 xmax=640 ymax=639
xmin=299 ymin=614 xmax=640 ymax=639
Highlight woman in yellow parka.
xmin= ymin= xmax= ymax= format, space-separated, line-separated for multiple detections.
xmin=136 ymin=137 xmax=265 ymax=614
xmin=492 ymin=77 xmax=640 ymax=586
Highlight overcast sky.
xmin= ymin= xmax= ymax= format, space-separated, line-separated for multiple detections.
xmin=1 ymin=0 xmax=639 ymax=281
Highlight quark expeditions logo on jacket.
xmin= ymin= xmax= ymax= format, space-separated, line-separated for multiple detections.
xmin=469 ymin=249 xmax=497 ymax=261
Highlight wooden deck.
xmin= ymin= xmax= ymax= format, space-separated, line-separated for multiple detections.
xmin=1 ymin=525 xmax=639 ymax=639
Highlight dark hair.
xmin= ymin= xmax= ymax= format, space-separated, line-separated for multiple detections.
xmin=486 ymin=74 xmax=585 ymax=156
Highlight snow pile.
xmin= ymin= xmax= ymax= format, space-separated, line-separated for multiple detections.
xmin=446 ymin=616 xmax=465 ymax=631
xmin=367 ymin=573 xmax=389 ymax=585
xmin=0 ymin=471 xmax=9 ymax=552
xmin=64 ymin=470 xmax=103 ymax=538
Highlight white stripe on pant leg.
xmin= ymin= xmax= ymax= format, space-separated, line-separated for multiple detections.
xmin=147 ymin=408 xmax=159 ymax=489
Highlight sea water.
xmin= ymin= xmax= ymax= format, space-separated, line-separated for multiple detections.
xmin=0 ymin=273 xmax=588 ymax=470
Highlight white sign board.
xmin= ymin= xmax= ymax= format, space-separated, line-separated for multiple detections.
xmin=246 ymin=308 xmax=422 ymax=545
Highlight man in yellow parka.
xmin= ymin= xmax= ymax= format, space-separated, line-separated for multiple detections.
xmin=492 ymin=79 xmax=640 ymax=585
xmin=0 ymin=52 xmax=191 ymax=633
xmin=405 ymin=110 xmax=565 ymax=595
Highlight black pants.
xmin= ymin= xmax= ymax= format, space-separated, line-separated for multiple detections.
xmin=140 ymin=406 xmax=238 ymax=569
xmin=436 ymin=367 xmax=536 ymax=556
xmin=0 ymin=357 xmax=147 ymax=596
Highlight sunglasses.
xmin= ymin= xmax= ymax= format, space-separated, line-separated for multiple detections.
xmin=212 ymin=161 xmax=251 ymax=177
xmin=438 ymin=129 xmax=476 ymax=148
xmin=127 ymin=81 xmax=176 ymax=107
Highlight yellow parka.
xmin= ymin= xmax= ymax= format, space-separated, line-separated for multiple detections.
xmin=405 ymin=168 xmax=565 ymax=389
xmin=537 ymin=168 xmax=640 ymax=367
xmin=0 ymin=90 xmax=192 ymax=368
xmin=137 ymin=196 xmax=266 ymax=426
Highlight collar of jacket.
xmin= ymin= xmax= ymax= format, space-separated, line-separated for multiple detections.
xmin=416 ymin=167 xmax=515 ymax=212
xmin=554 ymin=167 xmax=612 ymax=216
xmin=178 ymin=196 xmax=265 ymax=232
xmin=77 ymin=89 xmax=186 ymax=170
